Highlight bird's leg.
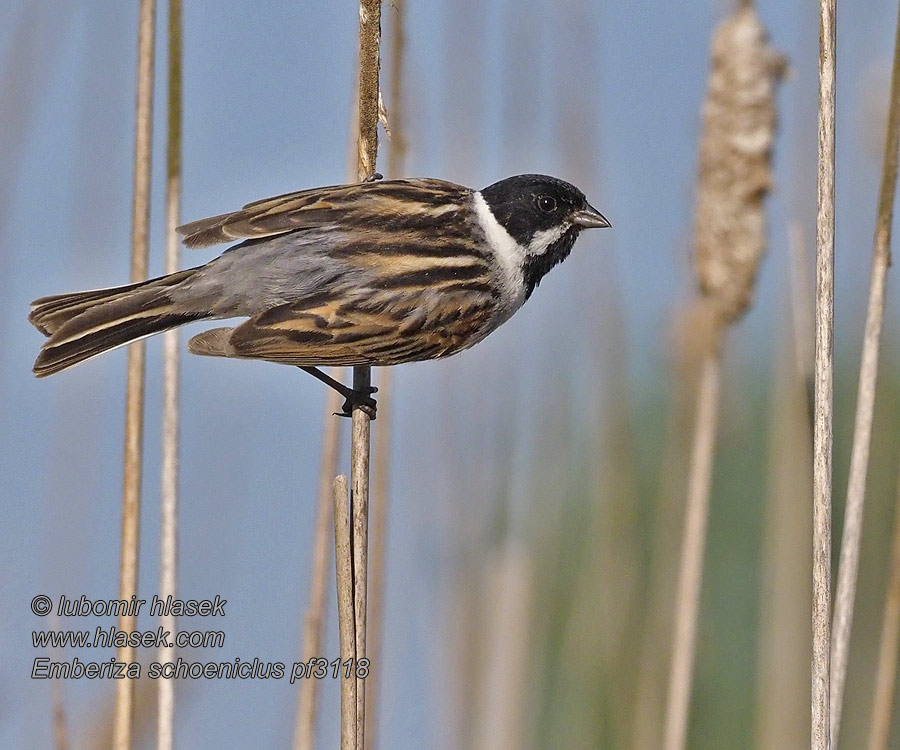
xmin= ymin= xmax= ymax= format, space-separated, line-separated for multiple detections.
xmin=299 ymin=366 xmax=378 ymax=419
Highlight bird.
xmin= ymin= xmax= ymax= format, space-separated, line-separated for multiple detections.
xmin=29 ymin=173 xmax=610 ymax=416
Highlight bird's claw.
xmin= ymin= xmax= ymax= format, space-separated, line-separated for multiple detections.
xmin=299 ymin=366 xmax=378 ymax=419
xmin=335 ymin=385 xmax=378 ymax=420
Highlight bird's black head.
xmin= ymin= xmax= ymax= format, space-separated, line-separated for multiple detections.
xmin=480 ymin=174 xmax=609 ymax=298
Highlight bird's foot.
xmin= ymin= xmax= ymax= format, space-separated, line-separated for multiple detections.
xmin=337 ymin=386 xmax=378 ymax=420
xmin=299 ymin=366 xmax=378 ymax=420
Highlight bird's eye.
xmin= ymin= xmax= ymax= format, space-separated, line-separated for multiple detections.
xmin=536 ymin=195 xmax=557 ymax=213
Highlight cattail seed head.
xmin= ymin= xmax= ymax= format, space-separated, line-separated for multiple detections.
xmin=694 ymin=5 xmax=786 ymax=324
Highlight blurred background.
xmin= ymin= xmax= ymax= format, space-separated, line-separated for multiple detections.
xmin=2 ymin=0 xmax=900 ymax=747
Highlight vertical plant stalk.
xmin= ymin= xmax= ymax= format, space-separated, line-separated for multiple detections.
xmin=356 ymin=0 xmax=382 ymax=184
xmin=352 ymin=2 xmax=383 ymax=748
xmin=631 ymin=315 xmax=701 ymax=750
xmin=350 ymin=364 xmax=371 ymax=747
xmin=293 ymin=384 xmax=343 ymax=750
xmin=114 ymin=1 xmax=155 ymax=748
xmin=753 ymin=284 xmax=814 ymax=750
xmin=472 ymin=547 xmax=532 ymax=750
xmin=813 ymin=1 xmax=836 ymax=749
xmin=662 ymin=9 xmax=782 ymax=749
xmin=788 ymin=222 xmax=815 ymax=428
xmin=662 ymin=348 xmax=721 ymax=750
xmin=293 ymin=53 xmax=359 ymax=750
xmin=157 ymin=1 xmax=182 ymax=749
xmin=385 ymin=0 xmax=407 ymax=182
xmin=52 ymin=650 xmax=69 ymax=750
xmin=867 ymin=471 xmax=900 ymax=750
xmin=830 ymin=3 xmax=900 ymax=745
xmin=333 ymin=474 xmax=358 ymax=750
xmin=365 ymin=365 xmax=390 ymax=749
xmin=365 ymin=2 xmax=404 ymax=745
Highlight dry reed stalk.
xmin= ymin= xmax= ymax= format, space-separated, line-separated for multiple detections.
xmin=157 ymin=2 xmax=182 ymax=748
xmin=753 ymin=275 xmax=814 ymax=750
xmin=52 ymin=679 xmax=68 ymax=750
xmin=351 ymin=3 xmax=383 ymax=747
xmin=51 ymin=619 xmax=69 ymax=750
xmin=632 ymin=299 xmax=717 ymax=749
xmin=867 ymin=471 xmax=900 ymax=750
xmin=787 ymin=221 xmax=815 ymax=428
xmin=813 ymin=1 xmax=836 ymax=748
xmin=350 ymin=364 xmax=371 ymax=747
xmin=114 ymin=2 xmax=156 ymax=748
xmin=830 ymin=4 xmax=900 ymax=745
xmin=293 ymin=383 xmax=343 ymax=750
xmin=365 ymin=365 xmax=390 ymax=748
xmin=86 ymin=680 xmax=157 ymax=750
xmin=662 ymin=345 xmax=722 ymax=750
xmin=663 ymin=8 xmax=783 ymax=749
xmin=333 ymin=474 xmax=357 ymax=750
xmin=356 ymin=0 xmax=382 ymax=184
xmin=293 ymin=46 xmax=361 ymax=750
xmin=472 ymin=546 xmax=532 ymax=750
xmin=364 ymin=2 xmax=405 ymax=745
xmin=385 ymin=0 xmax=407 ymax=182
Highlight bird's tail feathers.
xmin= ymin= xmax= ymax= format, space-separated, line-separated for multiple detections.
xmin=31 ymin=268 xmax=207 ymax=377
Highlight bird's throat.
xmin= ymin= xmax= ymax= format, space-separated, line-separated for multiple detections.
xmin=522 ymin=228 xmax=579 ymax=300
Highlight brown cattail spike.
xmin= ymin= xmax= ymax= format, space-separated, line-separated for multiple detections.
xmin=694 ymin=6 xmax=786 ymax=325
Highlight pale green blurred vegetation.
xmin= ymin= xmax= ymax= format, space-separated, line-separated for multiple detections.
xmin=432 ymin=337 xmax=900 ymax=749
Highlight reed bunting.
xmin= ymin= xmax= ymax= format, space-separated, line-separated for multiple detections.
xmin=30 ymin=174 xmax=609 ymax=415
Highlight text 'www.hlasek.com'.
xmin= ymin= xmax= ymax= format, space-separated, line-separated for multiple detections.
xmin=30 ymin=594 xmax=369 ymax=682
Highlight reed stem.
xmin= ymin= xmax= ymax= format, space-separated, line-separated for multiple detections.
xmin=157 ymin=1 xmax=182 ymax=747
xmin=114 ymin=1 xmax=155 ymax=747
xmin=812 ymin=1 xmax=836 ymax=748
xmin=365 ymin=1 xmax=404 ymax=744
xmin=662 ymin=348 xmax=722 ymax=750
xmin=866 ymin=468 xmax=900 ymax=750
xmin=334 ymin=474 xmax=357 ymax=750
xmin=830 ymin=2 xmax=900 ymax=744
xmin=293 ymin=384 xmax=343 ymax=750
xmin=349 ymin=3 xmax=382 ymax=747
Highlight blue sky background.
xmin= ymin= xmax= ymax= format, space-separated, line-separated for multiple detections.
xmin=2 ymin=0 xmax=899 ymax=747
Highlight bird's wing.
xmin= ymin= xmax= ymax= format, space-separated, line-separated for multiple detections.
xmin=177 ymin=178 xmax=471 ymax=249
xmin=188 ymin=291 xmax=497 ymax=367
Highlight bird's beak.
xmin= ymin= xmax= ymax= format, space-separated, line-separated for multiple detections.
xmin=572 ymin=204 xmax=611 ymax=229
